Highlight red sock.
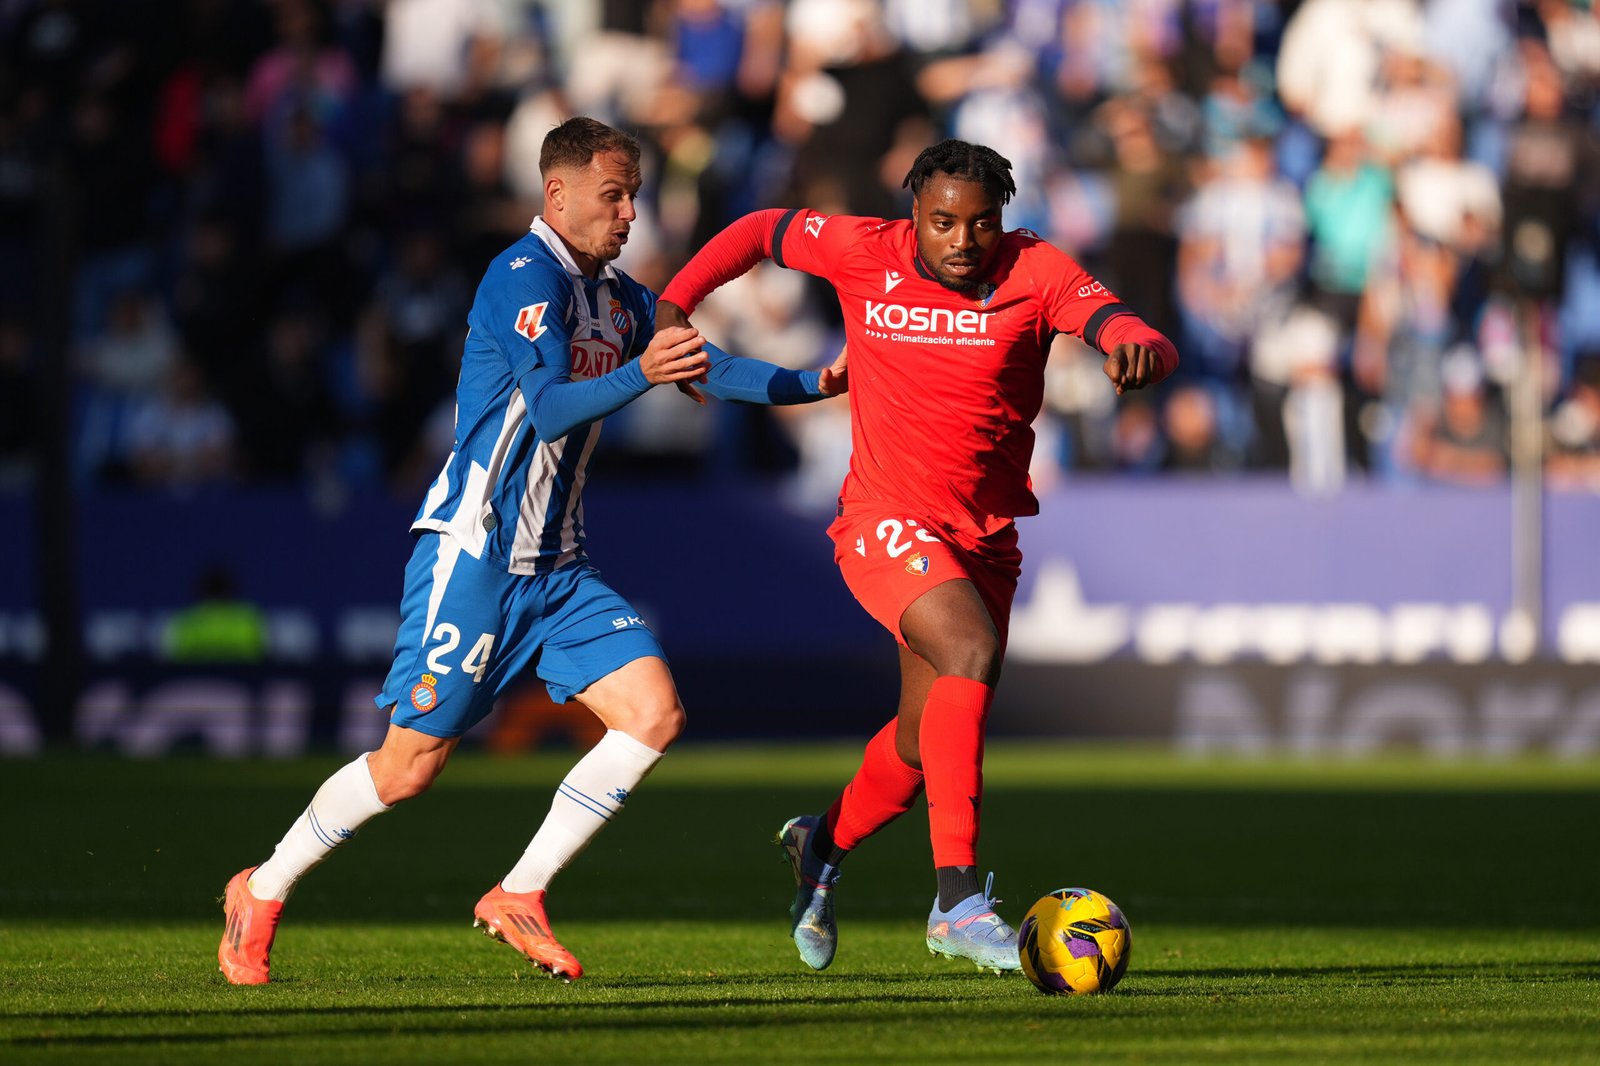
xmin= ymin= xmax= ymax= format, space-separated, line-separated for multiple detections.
xmin=920 ymin=676 xmax=992 ymax=868
xmin=825 ymin=718 xmax=925 ymax=853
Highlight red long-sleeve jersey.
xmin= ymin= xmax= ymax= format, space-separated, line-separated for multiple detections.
xmin=662 ymin=208 xmax=1177 ymax=541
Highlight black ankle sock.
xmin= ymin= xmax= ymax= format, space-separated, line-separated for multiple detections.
xmin=810 ymin=820 xmax=849 ymax=868
xmin=936 ymin=865 xmax=981 ymax=911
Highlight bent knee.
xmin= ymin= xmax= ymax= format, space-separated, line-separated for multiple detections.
xmin=368 ymin=756 xmax=445 ymax=805
xmin=634 ymin=700 xmax=686 ymax=751
xmin=931 ymin=643 xmax=1002 ymax=686
xmin=906 ymin=625 xmax=1002 ymax=686
xmin=609 ymin=698 xmax=684 ymax=752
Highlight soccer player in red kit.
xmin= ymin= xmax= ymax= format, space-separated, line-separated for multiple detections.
xmin=659 ymin=140 xmax=1177 ymax=972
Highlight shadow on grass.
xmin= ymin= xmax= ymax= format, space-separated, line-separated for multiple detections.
xmin=1128 ymin=959 xmax=1600 ymax=989
xmin=5 ymin=758 xmax=1598 ymax=930
xmin=2 ymin=971 xmax=1008 ymax=1025
xmin=3 ymin=984 xmax=1154 ymax=1048
xmin=8 ymin=958 xmax=1596 ymax=1035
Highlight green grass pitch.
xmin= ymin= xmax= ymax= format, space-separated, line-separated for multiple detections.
xmin=3 ymin=744 xmax=1598 ymax=1064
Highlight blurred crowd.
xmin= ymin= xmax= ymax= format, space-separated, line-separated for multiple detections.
xmin=3 ymin=0 xmax=1600 ymax=502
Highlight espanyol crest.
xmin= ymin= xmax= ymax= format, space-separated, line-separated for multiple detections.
xmin=410 ymin=673 xmax=439 ymax=712
xmin=609 ymin=299 xmax=632 ymax=336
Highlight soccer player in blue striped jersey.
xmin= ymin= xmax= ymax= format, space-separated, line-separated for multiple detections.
xmin=218 ymin=118 xmax=846 ymax=985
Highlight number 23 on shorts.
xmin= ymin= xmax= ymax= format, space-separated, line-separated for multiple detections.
xmin=850 ymin=516 xmax=945 ymax=577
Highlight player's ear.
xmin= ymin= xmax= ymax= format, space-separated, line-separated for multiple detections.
xmin=544 ymin=174 xmax=565 ymax=213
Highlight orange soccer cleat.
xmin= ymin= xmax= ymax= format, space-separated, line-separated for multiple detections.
xmin=473 ymin=884 xmax=583 ymax=981
xmin=218 ymin=867 xmax=284 ymax=985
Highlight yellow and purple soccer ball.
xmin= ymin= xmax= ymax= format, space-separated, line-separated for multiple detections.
xmin=1017 ymin=887 xmax=1131 ymax=995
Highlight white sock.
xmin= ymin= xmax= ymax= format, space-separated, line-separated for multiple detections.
xmin=248 ymin=752 xmax=392 ymax=902
xmin=501 ymin=730 xmax=664 ymax=894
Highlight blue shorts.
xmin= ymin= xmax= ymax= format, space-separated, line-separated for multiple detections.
xmin=376 ymin=533 xmax=666 ymax=739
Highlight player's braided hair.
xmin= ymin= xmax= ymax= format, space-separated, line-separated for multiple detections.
xmin=902 ymin=140 xmax=1016 ymax=205
xmin=540 ymin=117 xmax=641 ymax=175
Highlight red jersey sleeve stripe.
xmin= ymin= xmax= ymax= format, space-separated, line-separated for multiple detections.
xmin=769 ymin=208 xmax=801 ymax=269
xmin=1083 ymin=302 xmax=1135 ymax=353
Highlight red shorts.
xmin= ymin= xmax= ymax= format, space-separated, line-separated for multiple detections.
xmin=828 ymin=502 xmax=1022 ymax=647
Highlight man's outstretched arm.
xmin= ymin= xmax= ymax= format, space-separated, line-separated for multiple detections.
xmin=656 ymin=208 xmax=852 ymax=402
xmin=519 ymin=326 xmax=711 ymax=442
xmin=694 ymin=342 xmax=847 ymax=405
xmin=659 ymin=209 xmax=790 ymax=316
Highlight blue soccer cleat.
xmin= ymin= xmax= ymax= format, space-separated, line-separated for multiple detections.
xmin=926 ymin=872 xmax=1022 ymax=973
xmin=776 ymin=815 xmax=841 ymax=971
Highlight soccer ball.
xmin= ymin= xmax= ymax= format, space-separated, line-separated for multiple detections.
xmin=1017 ymin=887 xmax=1131 ymax=995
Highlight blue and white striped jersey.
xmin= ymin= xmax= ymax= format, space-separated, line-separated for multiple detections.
xmin=414 ymin=217 xmax=824 ymax=574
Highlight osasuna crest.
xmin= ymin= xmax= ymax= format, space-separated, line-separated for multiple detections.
xmin=905 ymin=553 xmax=931 ymax=576
xmin=515 ymin=302 xmax=549 ymax=342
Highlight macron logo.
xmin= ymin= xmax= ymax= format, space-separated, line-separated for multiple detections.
xmin=884 ymin=270 xmax=905 ymax=294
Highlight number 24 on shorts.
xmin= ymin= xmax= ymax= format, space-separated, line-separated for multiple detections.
xmin=425 ymin=623 xmax=495 ymax=682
